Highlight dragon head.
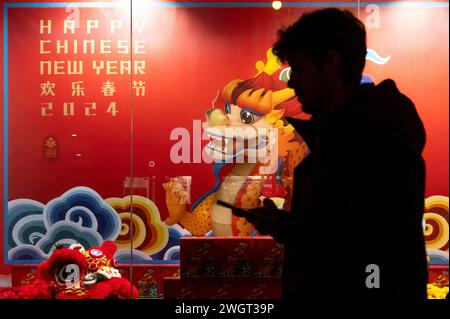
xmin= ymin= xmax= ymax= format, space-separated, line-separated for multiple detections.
xmin=203 ymin=48 xmax=304 ymax=172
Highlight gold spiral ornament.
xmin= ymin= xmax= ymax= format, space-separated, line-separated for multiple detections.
xmin=424 ymin=196 xmax=449 ymax=251
xmin=106 ymin=195 xmax=168 ymax=255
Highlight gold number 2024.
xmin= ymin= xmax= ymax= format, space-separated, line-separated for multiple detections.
xmin=41 ymin=102 xmax=118 ymax=116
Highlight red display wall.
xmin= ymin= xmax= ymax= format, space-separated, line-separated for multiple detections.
xmin=0 ymin=0 xmax=448 ymax=272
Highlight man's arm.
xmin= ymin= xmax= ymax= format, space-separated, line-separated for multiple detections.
xmin=231 ymin=198 xmax=293 ymax=245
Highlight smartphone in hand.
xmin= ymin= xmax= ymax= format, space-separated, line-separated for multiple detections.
xmin=216 ymin=200 xmax=249 ymax=218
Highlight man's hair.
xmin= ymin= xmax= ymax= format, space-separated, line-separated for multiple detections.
xmin=273 ymin=8 xmax=367 ymax=85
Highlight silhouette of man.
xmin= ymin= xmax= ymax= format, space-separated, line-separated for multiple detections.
xmin=232 ymin=8 xmax=428 ymax=300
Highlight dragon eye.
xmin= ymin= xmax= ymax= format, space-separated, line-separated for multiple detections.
xmin=224 ymin=103 xmax=231 ymax=115
xmin=240 ymin=110 xmax=254 ymax=125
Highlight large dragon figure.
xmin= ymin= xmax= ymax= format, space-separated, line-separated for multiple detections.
xmin=163 ymin=48 xmax=309 ymax=236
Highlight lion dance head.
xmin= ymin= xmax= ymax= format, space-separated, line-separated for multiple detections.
xmin=0 ymin=241 xmax=138 ymax=299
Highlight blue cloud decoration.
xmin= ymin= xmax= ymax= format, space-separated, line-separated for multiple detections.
xmin=6 ymin=186 xmax=186 ymax=264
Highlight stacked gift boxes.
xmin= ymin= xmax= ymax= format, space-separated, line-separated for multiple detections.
xmin=163 ymin=236 xmax=285 ymax=299
xmin=118 ymin=264 xmax=180 ymax=298
xmin=10 ymin=248 xmax=448 ymax=299
xmin=10 ymin=264 xmax=180 ymax=299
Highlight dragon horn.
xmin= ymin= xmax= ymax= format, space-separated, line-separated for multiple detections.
xmin=255 ymin=60 xmax=265 ymax=76
xmin=263 ymin=48 xmax=281 ymax=75
xmin=255 ymin=48 xmax=281 ymax=76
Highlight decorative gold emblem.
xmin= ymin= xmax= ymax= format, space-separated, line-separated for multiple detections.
xmin=43 ymin=135 xmax=58 ymax=161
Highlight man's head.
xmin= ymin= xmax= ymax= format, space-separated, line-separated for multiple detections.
xmin=273 ymin=8 xmax=366 ymax=116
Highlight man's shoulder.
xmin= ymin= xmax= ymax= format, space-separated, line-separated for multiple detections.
xmin=354 ymin=79 xmax=417 ymax=117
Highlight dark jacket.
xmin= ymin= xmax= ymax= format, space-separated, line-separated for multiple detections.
xmin=276 ymin=80 xmax=428 ymax=300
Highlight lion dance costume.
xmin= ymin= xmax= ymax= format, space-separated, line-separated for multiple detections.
xmin=0 ymin=241 xmax=138 ymax=299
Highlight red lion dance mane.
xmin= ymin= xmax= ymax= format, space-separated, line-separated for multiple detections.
xmin=0 ymin=241 xmax=138 ymax=299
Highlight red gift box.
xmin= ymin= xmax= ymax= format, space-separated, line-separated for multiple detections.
xmin=11 ymin=265 xmax=38 ymax=287
xmin=235 ymin=278 xmax=281 ymax=299
xmin=253 ymin=237 xmax=284 ymax=278
xmin=428 ymin=265 xmax=449 ymax=286
xmin=215 ymin=237 xmax=253 ymax=278
xmin=180 ymin=237 xmax=215 ymax=278
xmin=163 ymin=277 xmax=199 ymax=299
xmin=131 ymin=265 xmax=160 ymax=298
xmin=116 ymin=264 xmax=130 ymax=281
xmin=157 ymin=264 xmax=180 ymax=295
xmin=198 ymin=278 xmax=235 ymax=299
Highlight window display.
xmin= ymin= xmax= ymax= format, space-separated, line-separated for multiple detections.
xmin=0 ymin=0 xmax=448 ymax=300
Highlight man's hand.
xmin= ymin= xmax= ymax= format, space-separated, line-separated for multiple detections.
xmin=232 ymin=198 xmax=285 ymax=236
